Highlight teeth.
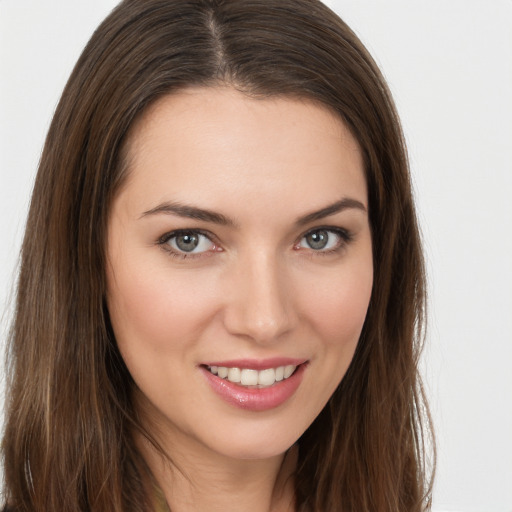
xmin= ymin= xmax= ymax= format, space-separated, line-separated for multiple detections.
xmin=227 ymin=367 xmax=241 ymax=383
xmin=208 ymin=364 xmax=298 ymax=388
xmin=284 ymin=365 xmax=295 ymax=379
xmin=258 ymin=368 xmax=275 ymax=386
xmin=240 ymin=369 xmax=258 ymax=386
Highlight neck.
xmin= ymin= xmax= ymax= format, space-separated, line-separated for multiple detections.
xmin=137 ymin=429 xmax=297 ymax=512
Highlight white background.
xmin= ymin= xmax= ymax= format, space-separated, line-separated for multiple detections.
xmin=1 ymin=1 xmax=511 ymax=511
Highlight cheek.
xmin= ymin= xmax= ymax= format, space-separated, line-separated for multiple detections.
xmin=106 ymin=262 xmax=220 ymax=360
xmin=302 ymin=262 xmax=373 ymax=347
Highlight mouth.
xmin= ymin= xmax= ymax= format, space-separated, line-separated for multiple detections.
xmin=200 ymin=359 xmax=308 ymax=411
xmin=204 ymin=364 xmax=299 ymax=389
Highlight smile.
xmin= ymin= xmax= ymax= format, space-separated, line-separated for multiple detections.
xmin=201 ymin=359 xmax=308 ymax=411
xmin=207 ymin=365 xmax=297 ymax=388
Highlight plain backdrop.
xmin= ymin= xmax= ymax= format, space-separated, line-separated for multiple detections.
xmin=1 ymin=1 xmax=511 ymax=511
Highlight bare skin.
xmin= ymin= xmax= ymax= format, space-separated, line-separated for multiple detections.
xmin=106 ymin=87 xmax=372 ymax=512
xmin=139 ymin=420 xmax=297 ymax=512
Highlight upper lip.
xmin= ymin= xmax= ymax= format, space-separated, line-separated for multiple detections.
xmin=201 ymin=357 xmax=308 ymax=371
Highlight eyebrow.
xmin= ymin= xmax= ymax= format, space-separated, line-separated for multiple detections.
xmin=140 ymin=197 xmax=367 ymax=226
xmin=140 ymin=201 xmax=235 ymax=226
xmin=295 ymin=197 xmax=367 ymax=226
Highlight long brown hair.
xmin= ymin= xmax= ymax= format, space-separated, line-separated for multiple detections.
xmin=2 ymin=1 xmax=434 ymax=510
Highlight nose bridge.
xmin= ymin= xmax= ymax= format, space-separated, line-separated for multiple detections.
xmin=223 ymin=247 xmax=294 ymax=343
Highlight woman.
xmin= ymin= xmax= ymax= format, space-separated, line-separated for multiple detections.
xmin=1 ymin=0 xmax=434 ymax=511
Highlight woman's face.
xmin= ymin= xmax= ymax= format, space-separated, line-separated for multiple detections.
xmin=106 ymin=87 xmax=373 ymax=460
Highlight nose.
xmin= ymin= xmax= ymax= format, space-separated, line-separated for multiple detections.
xmin=222 ymin=250 xmax=296 ymax=344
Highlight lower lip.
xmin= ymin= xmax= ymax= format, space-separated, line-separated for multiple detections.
xmin=201 ymin=364 xmax=307 ymax=411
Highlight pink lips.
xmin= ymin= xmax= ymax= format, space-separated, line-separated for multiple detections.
xmin=200 ymin=358 xmax=307 ymax=411
xmin=203 ymin=357 xmax=306 ymax=370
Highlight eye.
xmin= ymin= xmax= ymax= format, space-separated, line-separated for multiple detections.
xmin=161 ymin=230 xmax=217 ymax=255
xmin=297 ymin=228 xmax=349 ymax=252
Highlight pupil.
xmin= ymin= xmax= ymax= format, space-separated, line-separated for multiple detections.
xmin=307 ymin=230 xmax=328 ymax=250
xmin=176 ymin=233 xmax=199 ymax=252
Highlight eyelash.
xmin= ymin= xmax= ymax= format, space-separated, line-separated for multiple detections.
xmin=157 ymin=226 xmax=353 ymax=260
xmin=157 ymin=229 xmax=219 ymax=260
xmin=295 ymin=226 xmax=353 ymax=257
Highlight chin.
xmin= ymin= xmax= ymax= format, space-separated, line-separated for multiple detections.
xmin=191 ymin=411 xmax=315 ymax=462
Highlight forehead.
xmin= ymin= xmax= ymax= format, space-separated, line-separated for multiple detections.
xmin=118 ymin=86 xmax=366 ymax=221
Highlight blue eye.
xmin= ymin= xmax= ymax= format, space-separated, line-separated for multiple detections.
xmin=298 ymin=228 xmax=348 ymax=251
xmin=164 ymin=231 xmax=216 ymax=254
